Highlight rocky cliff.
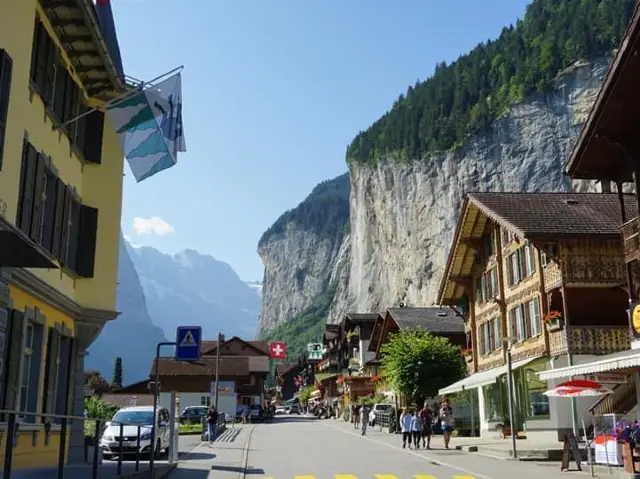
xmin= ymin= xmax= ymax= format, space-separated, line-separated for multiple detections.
xmin=259 ymin=58 xmax=610 ymax=334
xmin=258 ymin=173 xmax=350 ymax=333
xmin=338 ymin=59 xmax=608 ymax=315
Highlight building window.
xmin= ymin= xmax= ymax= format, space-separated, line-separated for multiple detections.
xmin=508 ymin=297 xmax=542 ymax=343
xmin=16 ymin=139 xmax=99 ymax=277
xmin=539 ymin=243 xmax=558 ymax=267
xmin=483 ymin=382 xmax=504 ymax=421
xmin=55 ymin=336 xmax=73 ymax=416
xmin=476 ymin=267 xmax=498 ymax=303
xmin=29 ymin=18 xmax=104 ymax=163
xmin=484 ymin=229 xmax=497 ymax=258
xmin=18 ymin=319 xmax=44 ymax=423
xmin=506 ymin=244 xmax=536 ymax=286
xmin=200 ymin=396 xmax=211 ymax=406
xmin=479 ymin=316 xmax=502 ymax=356
xmin=0 ymin=48 xmax=13 ymax=170
xmin=523 ymin=363 xmax=550 ymax=418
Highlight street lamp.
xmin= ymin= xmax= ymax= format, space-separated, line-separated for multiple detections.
xmin=503 ymin=336 xmax=517 ymax=459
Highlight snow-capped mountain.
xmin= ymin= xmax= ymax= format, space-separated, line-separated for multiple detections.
xmin=126 ymin=243 xmax=261 ymax=340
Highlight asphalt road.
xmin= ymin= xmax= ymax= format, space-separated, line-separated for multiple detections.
xmin=241 ymin=417 xmax=590 ymax=479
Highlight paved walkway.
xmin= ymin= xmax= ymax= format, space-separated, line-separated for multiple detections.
xmin=169 ymin=425 xmax=253 ymax=479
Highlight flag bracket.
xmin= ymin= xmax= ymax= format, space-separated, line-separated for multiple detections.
xmin=60 ymin=65 xmax=184 ymax=129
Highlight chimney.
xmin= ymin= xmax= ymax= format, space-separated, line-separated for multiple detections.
xmin=598 ymin=180 xmax=612 ymax=193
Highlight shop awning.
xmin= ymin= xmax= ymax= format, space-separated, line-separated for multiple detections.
xmin=538 ymin=349 xmax=640 ymax=381
xmin=0 ymin=227 xmax=57 ymax=269
xmin=438 ymin=357 xmax=538 ymax=395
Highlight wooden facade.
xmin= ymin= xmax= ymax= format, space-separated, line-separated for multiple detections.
xmin=439 ymin=193 xmax=632 ymax=376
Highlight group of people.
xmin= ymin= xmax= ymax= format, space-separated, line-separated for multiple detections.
xmin=399 ymin=397 xmax=454 ymax=450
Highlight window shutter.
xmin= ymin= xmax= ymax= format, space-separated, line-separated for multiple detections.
xmin=495 ymin=317 xmax=502 ymax=350
xmin=524 ymin=301 xmax=532 ymax=339
xmin=506 ymin=255 xmax=514 ymax=286
xmin=63 ymin=74 xmax=77 ymax=125
xmin=531 ymin=298 xmax=541 ymax=336
xmin=43 ymin=328 xmax=60 ymax=415
xmin=478 ymin=327 xmax=485 ymax=356
xmin=75 ymin=205 xmax=99 ymax=277
xmin=509 ymin=310 xmax=517 ymax=341
xmin=51 ymin=179 xmax=66 ymax=259
xmin=518 ymin=249 xmax=526 ymax=281
xmin=59 ymin=188 xmax=72 ymax=265
xmin=0 ymin=49 xmax=13 ymax=170
xmin=17 ymin=142 xmax=38 ymax=235
xmin=29 ymin=152 xmax=47 ymax=242
xmin=32 ymin=22 xmax=48 ymax=89
xmin=5 ymin=311 xmax=26 ymax=411
xmin=488 ymin=321 xmax=495 ymax=352
xmin=516 ymin=306 xmax=525 ymax=342
xmin=83 ymin=110 xmax=104 ymax=163
xmin=52 ymin=60 xmax=67 ymax=121
xmin=74 ymin=103 xmax=87 ymax=152
xmin=41 ymin=170 xmax=57 ymax=252
xmin=66 ymin=198 xmax=80 ymax=272
xmin=42 ymin=36 xmax=56 ymax=105
xmin=529 ymin=246 xmax=537 ymax=274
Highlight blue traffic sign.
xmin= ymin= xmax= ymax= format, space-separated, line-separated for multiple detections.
xmin=175 ymin=326 xmax=202 ymax=361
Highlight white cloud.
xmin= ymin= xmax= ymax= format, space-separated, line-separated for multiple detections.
xmin=133 ymin=216 xmax=175 ymax=236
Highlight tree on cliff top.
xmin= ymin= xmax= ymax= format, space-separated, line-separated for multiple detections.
xmin=347 ymin=0 xmax=634 ymax=166
xmin=381 ymin=331 xmax=466 ymax=405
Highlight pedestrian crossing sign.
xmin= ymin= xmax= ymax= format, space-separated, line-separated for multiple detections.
xmin=175 ymin=326 xmax=202 ymax=360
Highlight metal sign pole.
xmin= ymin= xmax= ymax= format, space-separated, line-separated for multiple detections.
xmin=149 ymin=341 xmax=175 ymax=478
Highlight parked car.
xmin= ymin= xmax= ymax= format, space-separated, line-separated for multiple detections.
xmin=101 ymin=406 xmax=171 ymax=460
xmin=249 ymin=404 xmax=264 ymax=422
xmin=275 ymin=405 xmax=286 ymax=415
xmin=287 ymin=404 xmax=300 ymax=415
xmin=179 ymin=406 xmax=208 ymax=424
xmin=368 ymin=404 xmax=392 ymax=426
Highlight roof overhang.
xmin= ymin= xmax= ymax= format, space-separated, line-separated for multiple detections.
xmin=564 ymin=3 xmax=640 ymax=182
xmin=437 ymin=198 xmax=489 ymax=305
xmin=0 ymin=217 xmax=57 ymax=269
xmin=39 ymin=0 xmax=127 ymax=99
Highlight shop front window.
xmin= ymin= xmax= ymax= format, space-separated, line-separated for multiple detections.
xmin=483 ymin=382 xmax=503 ymax=421
xmin=524 ymin=363 xmax=549 ymax=418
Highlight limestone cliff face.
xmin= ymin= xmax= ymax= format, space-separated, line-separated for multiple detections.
xmin=258 ymin=174 xmax=350 ymax=332
xmin=260 ymin=58 xmax=610 ymax=332
xmin=335 ymin=58 xmax=608 ymax=315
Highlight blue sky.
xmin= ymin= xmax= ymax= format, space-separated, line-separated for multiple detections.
xmin=115 ymin=0 xmax=531 ymax=281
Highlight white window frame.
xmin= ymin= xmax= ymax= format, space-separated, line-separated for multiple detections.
xmin=516 ymin=305 xmax=526 ymax=342
xmin=493 ymin=317 xmax=502 ymax=351
xmin=529 ymin=297 xmax=541 ymax=337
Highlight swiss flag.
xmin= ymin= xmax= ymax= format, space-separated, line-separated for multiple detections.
xmin=269 ymin=341 xmax=287 ymax=359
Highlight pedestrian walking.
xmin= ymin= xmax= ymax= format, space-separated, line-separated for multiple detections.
xmin=353 ymin=404 xmax=361 ymax=429
xmin=206 ymin=406 xmax=218 ymax=447
xmin=410 ymin=410 xmax=423 ymax=449
xmin=399 ymin=407 xmax=413 ymax=449
xmin=439 ymin=397 xmax=454 ymax=449
xmin=418 ymin=403 xmax=433 ymax=449
xmin=361 ymin=404 xmax=370 ymax=435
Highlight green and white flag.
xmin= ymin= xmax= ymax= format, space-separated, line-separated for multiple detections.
xmin=107 ymin=73 xmax=186 ymax=182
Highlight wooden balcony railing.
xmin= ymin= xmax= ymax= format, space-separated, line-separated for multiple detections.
xmin=621 ymin=217 xmax=640 ymax=264
xmin=548 ymin=325 xmax=630 ymax=356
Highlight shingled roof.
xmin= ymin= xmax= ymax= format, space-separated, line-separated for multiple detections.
xmin=468 ymin=192 xmax=637 ymax=239
xmin=200 ymin=337 xmax=270 ymax=356
xmin=151 ymin=357 xmax=249 ymax=377
xmin=386 ymin=308 xmax=464 ymax=333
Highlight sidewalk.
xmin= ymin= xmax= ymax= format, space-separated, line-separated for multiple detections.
xmin=170 ymin=425 xmax=253 ymax=479
xmin=323 ymin=418 xmax=623 ymax=479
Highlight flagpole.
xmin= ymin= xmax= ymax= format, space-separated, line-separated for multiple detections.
xmin=60 ymin=65 xmax=184 ymax=128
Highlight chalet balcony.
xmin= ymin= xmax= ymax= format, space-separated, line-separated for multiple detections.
xmin=621 ymin=217 xmax=640 ymax=264
xmin=548 ymin=325 xmax=630 ymax=356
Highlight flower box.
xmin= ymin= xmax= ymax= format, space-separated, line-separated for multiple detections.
xmin=544 ymin=311 xmax=564 ymax=331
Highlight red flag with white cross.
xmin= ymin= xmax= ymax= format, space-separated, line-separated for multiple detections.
xmin=269 ymin=342 xmax=287 ymax=359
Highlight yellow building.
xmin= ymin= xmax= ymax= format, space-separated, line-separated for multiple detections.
xmin=0 ymin=0 xmax=128 ymax=470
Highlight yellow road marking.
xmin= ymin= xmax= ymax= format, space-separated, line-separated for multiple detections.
xmin=453 ymin=476 xmax=476 ymax=479
xmin=335 ymin=475 xmax=359 ymax=479
xmin=414 ymin=475 xmax=438 ymax=479
xmin=376 ymin=475 xmax=400 ymax=479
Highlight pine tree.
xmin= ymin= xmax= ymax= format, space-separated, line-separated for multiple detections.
xmin=112 ymin=357 xmax=123 ymax=389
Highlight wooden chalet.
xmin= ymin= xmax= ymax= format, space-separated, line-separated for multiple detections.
xmin=537 ymin=1 xmax=640 ymax=422
xmin=437 ymin=192 xmax=634 ymax=441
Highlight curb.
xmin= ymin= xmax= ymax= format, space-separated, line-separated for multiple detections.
xmin=121 ymin=464 xmax=176 ymax=478
xmin=240 ymin=425 xmax=256 ymax=479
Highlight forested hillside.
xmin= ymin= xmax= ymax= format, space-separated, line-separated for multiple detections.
xmin=259 ymin=173 xmax=350 ymax=247
xmin=347 ymin=0 xmax=634 ymax=166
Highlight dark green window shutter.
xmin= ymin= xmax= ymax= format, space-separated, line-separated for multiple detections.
xmin=59 ymin=187 xmax=72 ymax=265
xmin=0 ymin=49 xmax=13 ymax=170
xmin=0 ymin=308 xmax=10 ymax=410
xmin=55 ymin=336 xmax=73 ymax=415
xmin=31 ymin=22 xmax=47 ymax=89
xmin=41 ymin=169 xmax=57 ymax=253
xmin=52 ymin=60 xmax=67 ymax=122
xmin=5 ymin=311 xmax=25 ymax=411
xmin=42 ymin=34 xmax=55 ymax=105
xmin=29 ymin=152 xmax=46 ymax=243
xmin=51 ymin=179 xmax=66 ymax=259
xmin=74 ymin=103 xmax=87 ymax=152
xmin=17 ymin=141 xmax=38 ymax=236
xmin=83 ymin=110 xmax=104 ymax=164
xmin=42 ymin=327 xmax=60 ymax=415
xmin=75 ymin=205 xmax=99 ymax=277
xmin=66 ymin=198 xmax=80 ymax=272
